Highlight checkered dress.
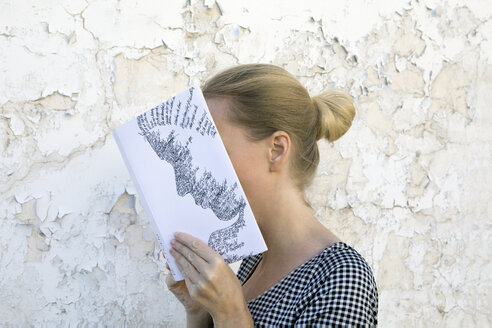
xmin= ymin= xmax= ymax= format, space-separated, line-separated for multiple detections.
xmin=236 ymin=242 xmax=378 ymax=327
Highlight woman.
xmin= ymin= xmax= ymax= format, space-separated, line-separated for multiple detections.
xmin=164 ymin=63 xmax=378 ymax=327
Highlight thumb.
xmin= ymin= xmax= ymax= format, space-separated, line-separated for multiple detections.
xmin=164 ymin=261 xmax=179 ymax=287
xmin=165 ymin=268 xmax=180 ymax=289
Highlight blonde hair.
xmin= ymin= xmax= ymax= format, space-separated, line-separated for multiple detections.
xmin=201 ymin=63 xmax=355 ymax=192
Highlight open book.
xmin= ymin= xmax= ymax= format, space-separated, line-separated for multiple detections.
xmin=112 ymin=86 xmax=267 ymax=281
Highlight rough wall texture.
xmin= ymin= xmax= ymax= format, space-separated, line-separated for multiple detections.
xmin=1 ymin=0 xmax=491 ymax=326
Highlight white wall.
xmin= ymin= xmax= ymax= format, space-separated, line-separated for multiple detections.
xmin=1 ymin=0 xmax=491 ymax=326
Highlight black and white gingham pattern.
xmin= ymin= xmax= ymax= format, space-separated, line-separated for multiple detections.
xmin=236 ymin=242 xmax=378 ymax=327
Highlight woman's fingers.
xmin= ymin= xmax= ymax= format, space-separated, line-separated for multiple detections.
xmin=173 ymin=232 xmax=217 ymax=263
xmin=170 ymin=246 xmax=201 ymax=284
xmin=171 ymin=239 xmax=209 ymax=273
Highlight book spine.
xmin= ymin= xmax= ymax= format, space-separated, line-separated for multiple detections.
xmin=112 ymin=128 xmax=184 ymax=281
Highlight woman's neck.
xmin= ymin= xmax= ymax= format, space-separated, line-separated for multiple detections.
xmin=254 ymin=185 xmax=340 ymax=269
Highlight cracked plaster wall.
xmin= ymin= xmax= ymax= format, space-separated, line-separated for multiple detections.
xmin=0 ymin=0 xmax=491 ymax=326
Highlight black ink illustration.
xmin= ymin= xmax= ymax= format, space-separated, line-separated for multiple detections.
xmin=136 ymin=87 xmax=248 ymax=263
xmin=137 ymin=87 xmax=218 ymax=138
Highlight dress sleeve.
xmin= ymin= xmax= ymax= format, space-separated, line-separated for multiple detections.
xmin=295 ymin=262 xmax=379 ymax=327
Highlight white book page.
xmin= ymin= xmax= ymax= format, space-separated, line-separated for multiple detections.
xmin=113 ymin=86 xmax=267 ymax=281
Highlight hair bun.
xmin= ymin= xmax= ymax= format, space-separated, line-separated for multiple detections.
xmin=312 ymin=90 xmax=356 ymax=142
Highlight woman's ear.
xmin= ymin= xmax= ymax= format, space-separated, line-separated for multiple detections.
xmin=268 ymin=131 xmax=291 ymax=172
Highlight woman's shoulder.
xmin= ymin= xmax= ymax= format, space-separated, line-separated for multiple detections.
xmin=297 ymin=242 xmax=379 ymax=325
xmin=275 ymin=241 xmax=378 ymax=297
xmin=236 ymin=242 xmax=379 ymax=325
xmin=237 ymin=241 xmax=377 ymax=289
xmin=313 ymin=241 xmax=377 ymax=283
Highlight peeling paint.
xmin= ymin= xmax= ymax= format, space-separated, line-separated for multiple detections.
xmin=1 ymin=0 xmax=491 ymax=326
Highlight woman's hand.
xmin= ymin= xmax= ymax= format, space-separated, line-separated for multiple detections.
xmin=169 ymin=232 xmax=254 ymax=327
xmin=163 ymin=260 xmax=207 ymax=315
xmin=163 ymin=260 xmax=212 ymax=327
